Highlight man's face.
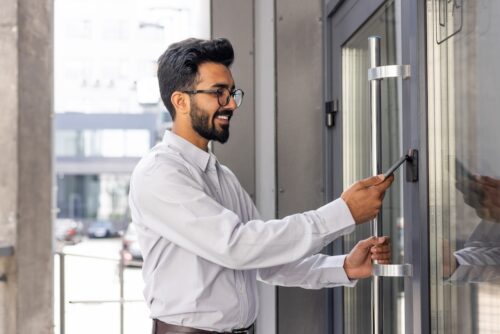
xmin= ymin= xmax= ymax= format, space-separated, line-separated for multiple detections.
xmin=189 ymin=62 xmax=237 ymax=144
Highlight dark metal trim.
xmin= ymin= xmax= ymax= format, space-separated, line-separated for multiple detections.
xmin=401 ymin=0 xmax=430 ymax=333
xmin=325 ymin=0 xmax=346 ymax=17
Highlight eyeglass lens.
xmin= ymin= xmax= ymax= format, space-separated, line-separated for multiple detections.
xmin=219 ymin=88 xmax=243 ymax=107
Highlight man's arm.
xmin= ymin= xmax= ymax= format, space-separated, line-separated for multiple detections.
xmin=130 ymin=159 xmax=355 ymax=270
xmin=130 ymin=158 xmax=392 ymax=271
xmin=257 ymin=236 xmax=390 ymax=288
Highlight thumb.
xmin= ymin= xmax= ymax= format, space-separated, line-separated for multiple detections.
xmin=358 ymin=236 xmax=379 ymax=250
xmin=375 ymin=236 xmax=389 ymax=245
xmin=358 ymin=174 xmax=385 ymax=188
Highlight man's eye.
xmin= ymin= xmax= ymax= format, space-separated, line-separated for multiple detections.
xmin=215 ymin=89 xmax=224 ymax=96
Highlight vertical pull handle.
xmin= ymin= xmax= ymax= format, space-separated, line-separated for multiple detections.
xmin=368 ymin=37 xmax=414 ymax=334
xmin=368 ymin=35 xmax=383 ymax=334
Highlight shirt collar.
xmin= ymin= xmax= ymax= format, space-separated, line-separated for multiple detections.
xmin=162 ymin=130 xmax=217 ymax=172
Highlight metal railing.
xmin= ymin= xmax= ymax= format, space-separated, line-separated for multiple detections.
xmin=55 ymin=251 xmax=144 ymax=334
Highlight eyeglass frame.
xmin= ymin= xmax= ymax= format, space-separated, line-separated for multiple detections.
xmin=181 ymin=87 xmax=244 ymax=107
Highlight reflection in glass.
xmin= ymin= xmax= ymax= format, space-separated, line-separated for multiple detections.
xmin=427 ymin=0 xmax=500 ymax=332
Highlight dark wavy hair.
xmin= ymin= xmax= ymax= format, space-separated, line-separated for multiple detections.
xmin=157 ymin=38 xmax=234 ymax=120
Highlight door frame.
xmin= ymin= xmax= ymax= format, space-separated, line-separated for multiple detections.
xmin=323 ymin=1 xmax=430 ymax=333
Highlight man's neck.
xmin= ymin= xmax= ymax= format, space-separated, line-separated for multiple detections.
xmin=171 ymin=123 xmax=209 ymax=152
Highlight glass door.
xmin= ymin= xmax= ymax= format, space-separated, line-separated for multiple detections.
xmin=325 ymin=0 xmax=423 ymax=333
xmin=342 ymin=2 xmax=404 ymax=334
xmin=427 ymin=0 xmax=500 ymax=333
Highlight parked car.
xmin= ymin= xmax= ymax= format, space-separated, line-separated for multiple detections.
xmin=55 ymin=219 xmax=84 ymax=245
xmin=87 ymin=220 xmax=119 ymax=238
xmin=120 ymin=223 xmax=143 ymax=267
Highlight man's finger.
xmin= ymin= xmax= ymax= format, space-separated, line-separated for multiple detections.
xmin=357 ymin=236 xmax=379 ymax=250
xmin=358 ymin=175 xmax=385 ymax=188
xmin=373 ymin=174 xmax=394 ymax=190
xmin=371 ymin=245 xmax=391 ymax=253
xmin=358 ymin=236 xmax=390 ymax=249
xmin=376 ymin=259 xmax=391 ymax=264
xmin=374 ymin=236 xmax=389 ymax=245
xmin=372 ymin=252 xmax=391 ymax=261
xmin=479 ymin=175 xmax=500 ymax=187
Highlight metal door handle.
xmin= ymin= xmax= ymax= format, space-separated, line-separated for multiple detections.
xmin=373 ymin=263 xmax=413 ymax=277
xmin=368 ymin=36 xmax=412 ymax=334
xmin=368 ymin=65 xmax=411 ymax=81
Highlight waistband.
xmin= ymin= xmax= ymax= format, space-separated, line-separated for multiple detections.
xmin=152 ymin=319 xmax=255 ymax=334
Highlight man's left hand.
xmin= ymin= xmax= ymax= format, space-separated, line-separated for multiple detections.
xmin=343 ymin=236 xmax=391 ymax=279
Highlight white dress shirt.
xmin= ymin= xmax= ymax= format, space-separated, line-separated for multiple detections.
xmin=128 ymin=131 xmax=356 ymax=332
xmin=449 ymin=220 xmax=500 ymax=284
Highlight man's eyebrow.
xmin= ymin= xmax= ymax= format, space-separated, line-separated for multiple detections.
xmin=211 ymin=83 xmax=236 ymax=90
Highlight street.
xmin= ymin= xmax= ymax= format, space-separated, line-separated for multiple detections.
xmin=54 ymin=238 xmax=151 ymax=334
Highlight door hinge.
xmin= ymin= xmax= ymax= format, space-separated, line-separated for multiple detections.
xmin=325 ymin=99 xmax=339 ymax=128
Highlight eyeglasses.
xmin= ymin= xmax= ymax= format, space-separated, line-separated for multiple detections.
xmin=182 ymin=87 xmax=244 ymax=108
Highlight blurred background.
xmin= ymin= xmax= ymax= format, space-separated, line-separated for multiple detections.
xmin=52 ymin=0 xmax=210 ymax=333
xmin=3 ymin=1 xmax=500 ymax=334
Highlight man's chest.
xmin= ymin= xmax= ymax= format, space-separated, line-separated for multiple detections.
xmin=194 ymin=168 xmax=251 ymax=221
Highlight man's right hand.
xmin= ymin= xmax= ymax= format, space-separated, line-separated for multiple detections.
xmin=341 ymin=174 xmax=394 ymax=224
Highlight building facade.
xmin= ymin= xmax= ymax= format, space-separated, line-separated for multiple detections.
xmin=1 ymin=0 xmax=500 ymax=333
xmin=53 ymin=0 xmax=210 ymax=224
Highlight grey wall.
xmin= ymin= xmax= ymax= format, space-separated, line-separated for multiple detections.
xmin=211 ymin=0 xmax=256 ymax=200
xmin=0 ymin=0 xmax=53 ymax=333
xmin=212 ymin=1 xmax=279 ymax=333
xmin=211 ymin=0 xmax=327 ymax=333
xmin=275 ymin=0 xmax=326 ymax=333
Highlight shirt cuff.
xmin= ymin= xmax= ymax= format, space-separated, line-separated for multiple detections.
xmin=321 ymin=255 xmax=358 ymax=287
xmin=316 ymin=198 xmax=356 ymax=234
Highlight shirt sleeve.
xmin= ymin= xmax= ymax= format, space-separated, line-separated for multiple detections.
xmin=129 ymin=158 xmax=355 ymax=270
xmin=256 ymin=254 xmax=357 ymax=289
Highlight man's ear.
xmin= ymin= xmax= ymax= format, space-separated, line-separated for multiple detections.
xmin=171 ymin=91 xmax=189 ymax=116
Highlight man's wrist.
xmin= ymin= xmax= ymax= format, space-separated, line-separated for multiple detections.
xmin=343 ymin=255 xmax=354 ymax=279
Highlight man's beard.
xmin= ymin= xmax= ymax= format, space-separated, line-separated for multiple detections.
xmin=190 ymin=101 xmax=232 ymax=144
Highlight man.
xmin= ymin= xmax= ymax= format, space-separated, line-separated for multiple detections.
xmin=129 ymin=38 xmax=393 ymax=334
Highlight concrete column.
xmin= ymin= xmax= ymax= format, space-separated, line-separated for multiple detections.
xmin=0 ymin=0 xmax=53 ymax=333
xmin=0 ymin=0 xmax=20 ymax=330
xmin=254 ymin=0 xmax=277 ymax=333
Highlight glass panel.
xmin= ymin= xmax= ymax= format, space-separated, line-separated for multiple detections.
xmin=55 ymin=130 xmax=84 ymax=157
xmin=341 ymin=1 xmax=404 ymax=333
xmin=427 ymin=1 xmax=500 ymax=333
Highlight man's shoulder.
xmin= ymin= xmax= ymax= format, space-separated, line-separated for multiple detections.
xmin=218 ymin=163 xmax=237 ymax=178
xmin=133 ymin=143 xmax=190 ymax=179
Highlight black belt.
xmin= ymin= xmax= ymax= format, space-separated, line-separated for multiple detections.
xmin=153 ymin=319 xmax=254 ymax=334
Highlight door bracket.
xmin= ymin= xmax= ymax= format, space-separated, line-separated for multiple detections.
xmin=406 ymin=149 xmax=418 ymax=182
xmin=368 ymin=64 xmax=411 ymax=81
xmin=325 ymin=99 xmax=339 ymax=128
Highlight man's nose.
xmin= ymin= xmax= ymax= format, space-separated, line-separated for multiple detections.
xmin=226 ymin=94 xmax=238 ymax=110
